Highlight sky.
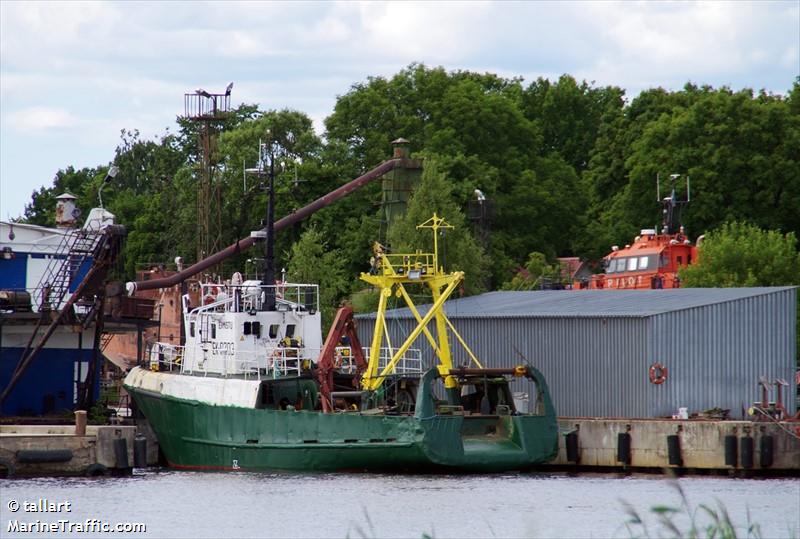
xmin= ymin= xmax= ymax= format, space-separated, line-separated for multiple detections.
xmin=1 ymin=0 xmax=798 ymax=220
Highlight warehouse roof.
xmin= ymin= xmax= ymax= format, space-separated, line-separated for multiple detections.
xmin=356 ymin=287 xmax=796 ymax=319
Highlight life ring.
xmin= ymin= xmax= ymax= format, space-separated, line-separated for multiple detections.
xmin=203 ymin=285 xmax=221 ymax=305
xmin=649 ymin=362 xmax=668 ymax=385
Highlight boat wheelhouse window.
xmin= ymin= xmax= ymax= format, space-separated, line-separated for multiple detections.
xmin=638 ymin=256 xmax=649 ymax=269
xmin=677 ymin=255 xmax=683 ymax=266
xmin=269 ymin=324 xmax=279 ymax=339
xmin=285 ymin=324 xmax=296 ymax=338
xmin=211 ymin=324 xmax=216 ymax=339
xmin=627 ymin=257 xmax=638 ymax=272
xmin=615 ymin=258 xmax=626 ymax=272
xmin=243 ymin=322 xmax=251 ymax=335
xmin=252 ymin=321 xmax=262 ymax=338
xmin=189 ymin=322 xmax=195 ymax=337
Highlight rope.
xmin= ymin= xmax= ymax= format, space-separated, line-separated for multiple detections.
xmin=750 ymin=406 xmax=800 ymax=440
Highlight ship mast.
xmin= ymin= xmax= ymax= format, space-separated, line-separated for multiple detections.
xmin=359 ymin=213 xmax=483 ymax=395
xmin=244 ymin=136 xmax=279 ymax=311
xmin=263 ymin=135 xmax=277 ymax=311
xmin=657 ymin=173 xmax=690 ymax=235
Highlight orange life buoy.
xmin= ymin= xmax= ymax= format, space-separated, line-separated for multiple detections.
xmin=649 ymin=362 xmax=668 ymax=384
xmin=203 ymin=285 xmax=221 ymax=305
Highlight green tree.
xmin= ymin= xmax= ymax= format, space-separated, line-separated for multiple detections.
xmin=387 ymin=159 xmax=490 ymax=296
xmin=500 ymin=252 xmax=564 ymax=290
xmin=107 ymin=129 xmax=192 ymax=276
xmin=577 ymin=86 xmax=696 ymax=260
xmin=522 ymin=74 xmax=624 ymax=172
xmin=325 ymin=64 xmax=612 ymax=285
xmin=22 ymin=166 xmax=100 ymax=227
xmin=285 ymin=225 xmax=350 ymax=329
xmin=214 ymin=109 xmax=325 ymax=276
xmin=680 ymin=222 xmax=800 ymax=287
xmin=586 ymin=85 xmax=800 ymax=263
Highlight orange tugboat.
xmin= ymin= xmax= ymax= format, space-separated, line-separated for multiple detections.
xmin=577 ymin=174 xmax=698 ymax=290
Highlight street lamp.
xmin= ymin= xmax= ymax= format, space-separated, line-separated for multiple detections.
xmin=98 ymin=165 xmax=118 ymax=209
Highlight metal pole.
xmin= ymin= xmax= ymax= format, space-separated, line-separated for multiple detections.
xmin=157 ymin=303 xmax=163 ymax=343
xmin=263 ymin=143 xmax=276 ymax=311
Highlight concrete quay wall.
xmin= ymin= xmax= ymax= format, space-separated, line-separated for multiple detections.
xmin=549 ymin=418 xmax=800 ymax=472
xmin=0 ymin=425 xmax=136 ymax=477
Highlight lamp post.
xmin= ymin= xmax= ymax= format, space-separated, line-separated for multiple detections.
xmin=98 ymin=165 xmax=118 ymax=209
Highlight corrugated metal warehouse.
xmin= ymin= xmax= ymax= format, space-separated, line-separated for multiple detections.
xmin=355 ymin=287 xmax=797 ymax=419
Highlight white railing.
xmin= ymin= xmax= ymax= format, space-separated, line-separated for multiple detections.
xmin=147 ymin=341 xmax=321 ymax=380
xmin=334 ymin=346 xmax=359 ymax=374
xmin=147 ymin=342 xmax=425 ymax=380
xmin=148 ymin=342 xmax=184 ymax=372
xmin=195 ymin=282 xmax=319 ymax=315
xmin=365 ymin=347 xmax=424 ymax=375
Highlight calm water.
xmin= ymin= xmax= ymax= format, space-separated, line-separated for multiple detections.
xmin=1 ymin=470 xmax=798 ymax=538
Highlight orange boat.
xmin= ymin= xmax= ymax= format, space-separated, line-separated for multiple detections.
xmin=576 ymin=174 xmax=699 ymax=290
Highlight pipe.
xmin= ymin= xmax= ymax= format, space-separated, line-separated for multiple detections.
xmin=127 ymin=158 xmax=401 ymax=294
xmin=449 ymin=367 xmax=521 ymax=376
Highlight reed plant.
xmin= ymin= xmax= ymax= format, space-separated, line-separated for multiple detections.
xmin=620 ymin=480 xmax=763 ymax=539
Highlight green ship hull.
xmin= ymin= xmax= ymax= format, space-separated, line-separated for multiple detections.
xmin=125 ymin=368 xmax=559 ymax=472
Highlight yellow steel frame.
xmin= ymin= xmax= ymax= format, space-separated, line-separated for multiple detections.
xmin=360 ymin=214 xmax=482 ymax=391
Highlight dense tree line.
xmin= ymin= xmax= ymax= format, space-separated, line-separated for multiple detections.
xmin=20 ymin=64 xmax=800 ymax=316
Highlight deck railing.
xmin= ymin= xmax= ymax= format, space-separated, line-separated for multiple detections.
xmin=146 ymin=341 xmax=425 ymax=380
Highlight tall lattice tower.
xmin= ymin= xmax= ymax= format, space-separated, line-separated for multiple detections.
xmin=183 ymin=84 xmax=232 ymax=262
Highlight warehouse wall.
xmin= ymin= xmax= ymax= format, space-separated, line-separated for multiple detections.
xmin=356 ymin=315 xmax=652 ymax=417
xmin=356 ymin=288 xmax=797 ymax=419
xmin=647 ymin=287 xmax=797 ymax=418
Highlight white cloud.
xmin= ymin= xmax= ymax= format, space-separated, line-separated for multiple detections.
xmin=1 ymin=0 xmax=797 ymax=219
xmin=6 ymin=107 xmax=79 ymax=132
xmin=353 ymin=1 xmax=493 ymax=62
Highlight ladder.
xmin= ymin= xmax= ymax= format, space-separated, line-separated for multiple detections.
xmin=1 ymin=226 xmax=120 ymax=407
xmin=31 ymin=227 xmax=105 ymax=313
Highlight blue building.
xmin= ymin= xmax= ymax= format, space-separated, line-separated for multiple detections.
xmin=1 ymin=209 xmax=106 ymax=416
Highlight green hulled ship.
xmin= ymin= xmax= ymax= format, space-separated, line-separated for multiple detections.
xmin=124 ymin=214 xmax=558 ymax=472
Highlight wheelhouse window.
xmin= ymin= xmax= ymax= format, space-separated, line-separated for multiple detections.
xmin=211 ymin=324 xmax=216 ymax=339
xmin=638 ymin=256 xmax=649 ymax=270
xmin=627 ymin=257 xmax=638 ymax=271
xmin=286 ymin=324 xmax=296 ymax=338
xmin=269 ymin=324 xmax=279 ymax=339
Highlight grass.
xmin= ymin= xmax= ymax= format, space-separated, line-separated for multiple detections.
xmin=620 ymin=480 xmax=764 ymax=539
xmin=345 ymin=477 xmax=792 ymax=539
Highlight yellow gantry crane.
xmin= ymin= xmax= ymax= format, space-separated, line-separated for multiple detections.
xmin=360 ymin=214 xmax=482 ymax=392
